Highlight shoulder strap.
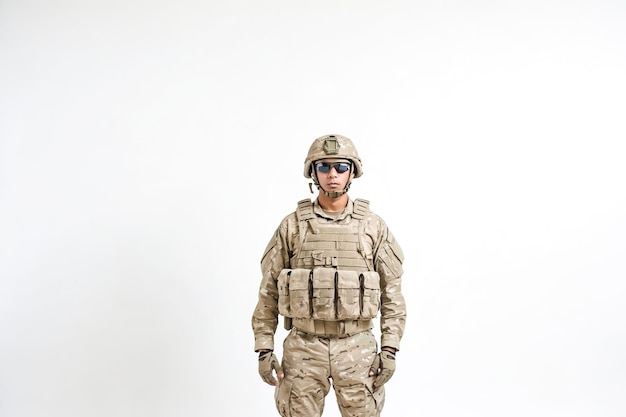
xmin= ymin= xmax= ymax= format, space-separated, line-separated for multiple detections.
xmin=296 ymin=199 xmax=315 ymax=221
xmin=352 ymin=198 xmax=374 ymax=269
xmin=295 ymin=199 xmax=315 ymax=253
xmin=352 ymin=198 xmax=370 ymax=220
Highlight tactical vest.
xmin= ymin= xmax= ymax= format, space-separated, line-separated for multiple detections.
xmin=292 ymin=198 xmax=374 ymax=271
xmin=277 ymin=199 xmax=381 ymax=324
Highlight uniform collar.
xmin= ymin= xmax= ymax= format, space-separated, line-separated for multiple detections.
xmin=312 ymin=198 xmax=354 ymax=220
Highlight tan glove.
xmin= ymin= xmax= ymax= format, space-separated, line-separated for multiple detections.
xmin=258 ymin=350 xmax=284 ymax=386
xmin=369 ymin=350 xmax=396 ymax=390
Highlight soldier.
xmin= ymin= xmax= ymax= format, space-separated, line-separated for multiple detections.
xmin=252 ymin=134 xmax=407 ymax=417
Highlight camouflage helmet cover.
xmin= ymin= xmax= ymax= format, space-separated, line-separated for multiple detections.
xmin=304 ymin=134 xmax=363 ymax=179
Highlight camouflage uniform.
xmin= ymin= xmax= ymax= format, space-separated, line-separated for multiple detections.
xmin=252 ymin=135 xmax=407 ymax=417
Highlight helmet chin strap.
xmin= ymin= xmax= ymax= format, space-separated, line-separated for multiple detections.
xmin=309 ymin=172 xmax=352 ymax=198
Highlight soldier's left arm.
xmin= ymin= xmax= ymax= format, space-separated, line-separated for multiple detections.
xmin=374 ymin=222 xmax=407 ymax=351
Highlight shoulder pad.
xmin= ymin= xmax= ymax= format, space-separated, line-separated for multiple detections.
xmin=296 ymin=199 xmax=315 ymax=221
xmin=352 ymin=198 xmax=370 ymax=220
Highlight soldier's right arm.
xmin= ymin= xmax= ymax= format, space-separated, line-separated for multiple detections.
xmin=251 ymin=225 xmax=290 ymax=352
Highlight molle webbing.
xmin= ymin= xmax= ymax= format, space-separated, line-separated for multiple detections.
xmin=352 ymin=198 xmax=370 ymax=220
xmin=297 ymin=199 xmax=316 ymax=221
xmin=294 ymin=199 xmax=371 ymax=271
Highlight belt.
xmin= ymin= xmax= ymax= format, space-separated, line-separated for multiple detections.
xmin=292 ymin=318 xmax=372 ymax=337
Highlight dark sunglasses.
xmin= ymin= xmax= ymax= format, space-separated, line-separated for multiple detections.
xmin=315 ymin=161 xmax=352 ymax=174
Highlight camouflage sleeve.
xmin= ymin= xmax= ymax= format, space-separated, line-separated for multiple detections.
xmin=251 ymin=220 xmax=291 ymax=352
xmin=374 ymin=221 xmax=407 ymax=351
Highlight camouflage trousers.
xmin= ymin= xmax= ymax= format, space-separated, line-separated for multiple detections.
xmin=275 ymin=328 xmax=384 ymax=417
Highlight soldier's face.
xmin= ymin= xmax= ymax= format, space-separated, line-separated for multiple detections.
xmin=315 ymin=158 xmax=354 ymax=192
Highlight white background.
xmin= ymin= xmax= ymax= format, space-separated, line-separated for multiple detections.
xmin=1 ymin=1 xmax=625 ymax=416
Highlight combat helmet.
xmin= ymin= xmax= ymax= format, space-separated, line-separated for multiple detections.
xmin=304 ymin=134 xmax=363 ymax=198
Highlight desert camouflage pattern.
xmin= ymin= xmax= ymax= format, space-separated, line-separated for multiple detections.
xmin=293 ymin=198 xmax=372 ymax=271
xmin=252 ymin=197 xmax=406 ymax=416
xmin=252 ymin=198 xmax=406 ymax=351
xmin=304 ymin=134 xmax=363 ymax=179
xmin=275 ymin=329 xmax=384 ymax=417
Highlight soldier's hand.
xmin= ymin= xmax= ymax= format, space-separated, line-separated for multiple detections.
xmin=258 ymin=350 xmax=284 ymax=386
xmin=369 ymin=349 xmax=396 ymax=390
